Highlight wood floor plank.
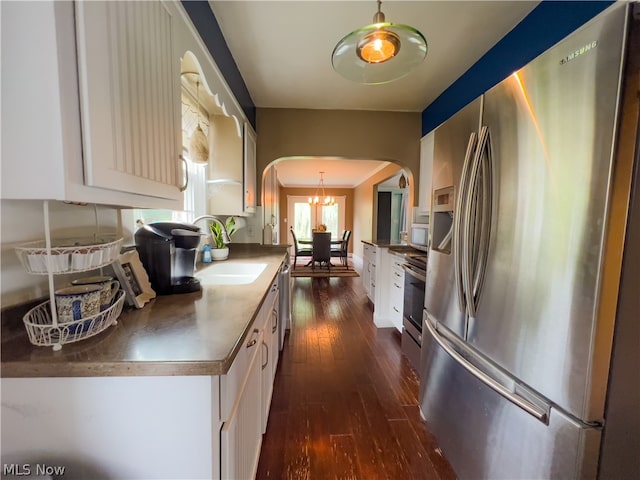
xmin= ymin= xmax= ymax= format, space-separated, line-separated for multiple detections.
xmin=331 ymin=434 xmax=361 ymax=480
xmin=343 ymin=389 xmax=390 ymax=480
xmin=257 ymin=410 xmax=288 ymax=478
xmin=308 ymin=402 xmax=333 ymax=479
xmin=283 ymin=403 xmax=311 ymax=480
xmin=357 ymin=383 xmax=414 ymax=479
xmin=257 ymin=276 xmax=455 ymax=480
xmin=389 ymin=418 xmax=441 ymax=480
xmin=402 ymin=405 xmax=458 ymax=480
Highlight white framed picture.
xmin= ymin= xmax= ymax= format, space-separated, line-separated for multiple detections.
xmin=112 ymin=250 xmax=156 ymax=308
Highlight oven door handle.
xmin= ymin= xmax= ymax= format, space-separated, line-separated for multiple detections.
xmin=402 ymin=264 xmax=426 ymax=283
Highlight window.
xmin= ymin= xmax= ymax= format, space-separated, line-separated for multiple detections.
xmin=130 ymin=151 xmax=207 ymax=229
xmin=287 ymin=196 xmax=346 ymax=241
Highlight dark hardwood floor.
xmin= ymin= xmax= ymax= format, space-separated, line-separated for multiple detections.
xmin=256 ymin=276 xmax=456 ymax=480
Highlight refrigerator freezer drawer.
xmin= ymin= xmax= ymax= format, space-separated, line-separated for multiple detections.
xmin=420 ymin=329 xmax=601 ymax=479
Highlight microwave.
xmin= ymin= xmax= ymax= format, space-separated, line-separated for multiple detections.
xmin=410 ymin=223 xmax=429 ymax=251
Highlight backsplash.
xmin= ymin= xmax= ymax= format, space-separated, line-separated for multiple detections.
xmin=1 ymin=200 xmax=267 ymax=308
xmin=1 ymin=200 xmax=121 ymax=308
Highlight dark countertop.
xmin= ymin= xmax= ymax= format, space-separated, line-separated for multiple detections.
xmin=361 ymin=240 xmax=407 ymax=248
xmin=361 ymin=240 xmax=420 ymax=251
xmin=1 ymin=244 xmax=288 ymax=378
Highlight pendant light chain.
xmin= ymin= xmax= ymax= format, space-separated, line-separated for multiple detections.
xmin=309 ymin=171 xmax=336 ymax=206
xmin=196 ymin=80 xmax=201 ymax=128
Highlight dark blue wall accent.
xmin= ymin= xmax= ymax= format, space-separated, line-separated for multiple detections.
xmin=421 ymin=1 xmax=614 ymax=136
xmin=181 ymin=1 xmax=256 ymax=128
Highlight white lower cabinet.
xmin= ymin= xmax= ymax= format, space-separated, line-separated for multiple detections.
xmin=362 ymin=243 xmax=377 ymax=303
xmin=221 ymin=328 xmax=264 ymax=480
xmin=220 ymin=277 xmax=279 ymax=479
xmin=1 ymin=376 xmax=220 ymax=479
xmin=389 ymin=259 xmax=405 ymax=332
xmin=262 ymin=297 xmax=279 ymax=433
xmin=373 ymin=248 xmax=406 ymax=331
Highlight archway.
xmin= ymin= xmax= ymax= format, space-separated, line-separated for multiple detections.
xmin=260 ymin=156 xmax=416 ymax=262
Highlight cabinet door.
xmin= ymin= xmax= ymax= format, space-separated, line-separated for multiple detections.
xmin=221 ymin=328 xmax=263 ymax=480
xmin=243 ymin=122 xmax=257 ymax=214
xmin=390 ymin=265 xmax=405 ymax=332
xmin=419 ymin=131 xmax=434 ymax=214
xmin=363 ymin=259 xmax=370 ymax=294
xmin=261 ymin=292 xmax=279 ymax=433
xmin=75 ymin=1 xmax=182 ymax=201
xmin=270 ymin=302 xmax=280 ymax=381
xmin=369 ymin=263 xmax=377 ymax=303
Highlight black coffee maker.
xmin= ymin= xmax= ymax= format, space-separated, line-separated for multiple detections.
xmin=135 ymin=222 xmax=202 ymax=295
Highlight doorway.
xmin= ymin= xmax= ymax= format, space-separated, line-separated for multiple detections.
xmin=376 ymin=190 xmax=407 ymax=244
xmin=375 ymin=170 xmax=409 ymax=244
xmin=287 ymin=196 xmax=346 ymax=242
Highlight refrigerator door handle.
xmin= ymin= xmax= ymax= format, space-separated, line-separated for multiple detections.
xmin=462 ymin=126 xmax=489 ymax=318
xmin=424 ymin=313 xmax=549 ymax=423
xmin=472 ymin=126 xmax=493 ymax=310
xmin=454 ymin=132 xmax=478 ymax=313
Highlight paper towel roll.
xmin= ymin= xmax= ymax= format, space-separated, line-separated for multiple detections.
xmin=263 ymin=224 xmax=273 ymax=245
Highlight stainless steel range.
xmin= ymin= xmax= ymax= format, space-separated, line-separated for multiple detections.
xmin=401 ymin=253 xmax=427 ymax=373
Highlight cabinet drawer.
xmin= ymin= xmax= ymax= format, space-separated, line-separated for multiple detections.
xmin=391 ymin=265 xmax=405 ymax=283
xmin=363 ymin=243 xmax=377 ymax=263
xmin=220 ymin=327 xmax=262 ymax=421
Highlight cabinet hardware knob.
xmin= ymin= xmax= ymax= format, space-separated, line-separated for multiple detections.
xmin=246 ymin=328 xmax=259 ymax=348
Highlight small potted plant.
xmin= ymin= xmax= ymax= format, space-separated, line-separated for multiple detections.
xmin=209 ymin=216 xmax=237 ymax=261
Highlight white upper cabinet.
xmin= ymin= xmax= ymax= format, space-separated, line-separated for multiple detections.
xmin=418 ymin=131 xmax=435 ymax=215
xmin=0 ymin=1 xmax=185 ymax=208
xmin=205 ymin=120 xmax=256 ymax=217
xmin=243 ymin=123 xmax=257 ymax=215
xmin=1 ymin=1 xmax=251 ymax=211
xmin=75 ymin=1 xmax=182 ymax=201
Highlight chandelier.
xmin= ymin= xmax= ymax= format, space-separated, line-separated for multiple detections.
xmin=309 ymin=172 xmax=335 ymax=206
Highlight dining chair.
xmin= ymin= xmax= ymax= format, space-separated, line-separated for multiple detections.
xmin=311 ymin=232 xmax=331 ymax=271
xmin=331 ymin=230 xmax=351 ymax=267
xmin=290 ymin=227 xmax=312 ymax=269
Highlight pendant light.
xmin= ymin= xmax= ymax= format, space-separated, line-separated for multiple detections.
xmin=331 ymin=0 xmax=427 ymax=85
xmin=308 ymin=172 xmax=335 ymax=206
xmin=189 ymin=78 xmax=209 ymax=164
xmin=398 ymin=172 xmax=407 ymax=189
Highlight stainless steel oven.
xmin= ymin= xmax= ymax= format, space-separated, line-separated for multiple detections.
xmin=401 ymin=254 xmax=427 ymax=373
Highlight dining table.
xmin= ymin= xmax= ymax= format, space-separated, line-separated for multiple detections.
xmin=298 ymin=234 xmax=343 ymax=267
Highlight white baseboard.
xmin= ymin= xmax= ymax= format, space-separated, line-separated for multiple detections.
xmin=352 ymin=254 xmax=364 ymax=274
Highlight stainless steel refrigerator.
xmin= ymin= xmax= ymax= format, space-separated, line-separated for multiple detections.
xmin=420 ymin=3 xmax=640 ymax=479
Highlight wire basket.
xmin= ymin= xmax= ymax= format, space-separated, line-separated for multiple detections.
xmin=15 ymin=236 xmax=123 ymax=274
xmin=22 ymin=290 xmax=126 ymax=350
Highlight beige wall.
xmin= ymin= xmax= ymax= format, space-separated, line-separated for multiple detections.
xmin=279 ymin=187 xmax=354 ymax=252
xmin=257 ymin=108 xmax=421 ymax=264
xmin=353 ymin=163 xmax=403 ymax=260
xmin=256 ymin=108 xmax=421 ymax=203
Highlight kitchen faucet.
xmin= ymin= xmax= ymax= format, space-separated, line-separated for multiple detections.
xmin=192 ymin=215 xmax=231 ymax=243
